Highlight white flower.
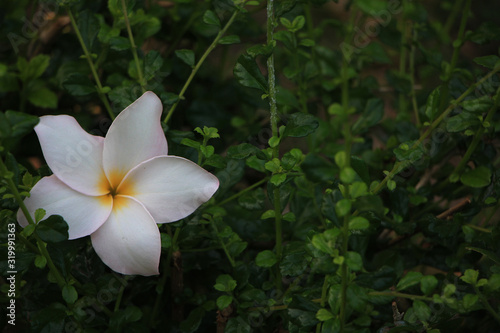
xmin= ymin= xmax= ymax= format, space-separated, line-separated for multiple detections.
xmin=17 ymin=92 xmax=219 ymax=276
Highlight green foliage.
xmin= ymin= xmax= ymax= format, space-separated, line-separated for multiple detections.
xmin=1 ymin=0 xmax=500 ymax=331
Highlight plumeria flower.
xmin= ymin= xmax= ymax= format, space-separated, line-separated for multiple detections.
xmin=17 ymin=92 xmax=219 ymax=276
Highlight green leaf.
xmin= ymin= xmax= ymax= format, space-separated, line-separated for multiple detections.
xmin=334 ymin=151 xmax=347 ymax=168
xmin=348 ymin=216 xmax=369 ymax=230
xmin=461 ymin=96 xmax=493 ymax=113
xmin=473 ymin=55 xmax=500 ymax=69
xmin=0 ymin=110 xmax=39 ymax=139
xmin=175 ymin=49 xmax=195 ymax=67
xmin=316 ymin=309 xmax=334 ymax=322
xmin=412 ymin=300 xmax=431 ymax=322
xmin=345 ymin=251 xmax=363 ymax=271
xmin=18 ymin=55 xmax=50 ymax=82
xmin=110 ymin=36 xmax=131 ymax=50
xmin=283 ymin=113 xmax=319 ymax=138
xmin=27 ymin=87 xmax=58 ymax=109
xmin=396 ymin=271 xmax=423 ymax=291
xmin=35 ymin=208 xmax=46 ymax=223
xmin=203 ymin=10 xmax=221 ymax=28
xmin=350 ymin=182 xmax=368 ymax=199
xmin=200 ymin=145 xmax=214 ymax=158
xmin=214 ymin=274 xmax=237 ymax=292
xmin=62 ymin=285 xmax=78 ymax=305
xmin=35 ymin=215 xmax=69 ymax=243
xmin=393 ymin=141 xmax=425 ymax=163
xmin=256 ymin=250 xmax=277 ymax=267
xmin=233 ymin=54 xmax=268 ymax=92
xmin=216 ymin=295 xmax=233 ymax=310
xmin=424 ymin=87 xmax=441 ymax=121
xmin=63 ymin=73 xmax=96 ymax=96
xmin=34 ymin=255 xmax=47 ymax=268
xmin=352 ymin=98 xmax=384 ymax=134
xmin=420 ymin=275 xmax=438 ymax=295
xmin=335 ymin=199 xmax=352 ymax=217
xmin=460 ymin=166 xmax=491 ymax=188
xmin=261 ymin=210 xmax=276 ymax=220
xmin=270 ymin=173 xmax=287 ymax=186
xmin=181 ymin=138 xmax=200 ymax=149
xmin=446 ymin=112 xmax=480 ymax=132
xmin=463 ymin=294 xmax=479 ymax=310
xmin=461 ymin=269 xmax=479 ymax=285
xmin=340 ymin=167 xmax=356 ymax=184
xmin=219 ymin=35 xmax=240 ymax=45
xmin=77 ymin=11 xmax=100 ymax=51
xmin=227 ymin=143 xmax=259 ymax=159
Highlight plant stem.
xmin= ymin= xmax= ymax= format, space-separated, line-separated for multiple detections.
xmin=67 ymin=8 xmax=115 ymax=120
xmin=163 ymin=9 xmax=240 ymax=124
xmin=211 ymin=218 xmax=236 ymax=267
xmin=121 ymin=0 xmax=146 ymax=93
xmin=398 ymin=16 xmax=409 ymax=117
xmin=266 ymin=0 xmax=283 ymax=291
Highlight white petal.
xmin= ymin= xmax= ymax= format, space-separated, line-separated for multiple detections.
xmin=35 ymin=115 xmax=107 ymax=196
xmin=120 ymin=156 xmax=219 ymax=223
xmin=90 ymin=195 xmax=161 ymax=276
xmin=103 ymin=91 xmax=168 ymax=183
xmin=17 ymin=175 xmax=112 ymax=239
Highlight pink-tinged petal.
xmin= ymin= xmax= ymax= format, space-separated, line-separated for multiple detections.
xmin=35 ymin=115 xmax=107 ymax=196
xmin=120 ymin=156 xmax=219 ymax=223
xmin=103 ymin=91 xmax=168 ymax=183
xmin=17 ymin=175 xmax=112 ymax=239
xmin=90 ymin=195 xmax=161 ymax=276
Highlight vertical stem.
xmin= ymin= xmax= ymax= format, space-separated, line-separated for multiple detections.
xmin=398 ymin=14 xmax=409 ymax=117
xmin=121 ymin=0 xmax=146 ymax=93
xmin=67 ymin=8 xmax=115 ymax=120
xmin=266 ymin=0 xmax=282 ymax=291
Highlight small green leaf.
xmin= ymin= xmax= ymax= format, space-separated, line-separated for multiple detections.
xmin=340 ymin=167 xmax=356 ymax=184
xmin=387 ymin=180 xmax=396 ymax=191
xmin=463 ymin=294 xmax=479 ymax=310
xmin=203 ymin=10 xmax=220 ymax=28
xmin=348 ymin=216 xmax=369 ymax=230
xmin=27 ymin=88 xmax=58 ymax=109
xmin=345 ymin=251 xmax=363 ymax=271
xmin=316 ymin=309 xmax=334 ymax=322
xmin=233 ymin=54 xmax=268 ymax=92
xmin=264 ymin=158 xmax=281 ymax=173
xmin=283 ymin=113 xmax=319 ymax=138
xmin=35 ymin=215 xmax=69 ymax=243
xmin=413 ymin=300 xmax=431 ymax=322
xmin=335 ymin=199 xmax=351 ymax=217
xmin=227 ymin=143 xmax=259 ymax=159
xmin=334 ymin=151 xmax=347 ymax=168
xmin=270 ymin=173 xmax=286 ymax=186
xmin=175 ymin=49 xmax=195 ymax=67
xmin=396 ymin=271 xmax=423 ymax=291
xmin=181 ymin=138 xmax=200 ymax=149
xmin=473 ymin=55 xmax=500 ymax=69
xmin=460 ymin=166 xmax=491 ymax=188
xmin=461 ymin=269 xmax=479 ymax=285
xmin=268 ymin=136 xmax=280 ymax=148
xmin=256 ymin=250 xmax=277 ymax=267
xmin=219 ymin=35 xmax=240 ymax=45
xmin=216 ymin=295 xmax=233 ymax=310
xmin=62 ymin=285 xmax=78 ymax=305
xmin=22 ymin=224 xmax=36 ymax=237
xmin=34 ymin=255 xmax=47 ymax=269
xmin=214 ymin=274 xmax=237 ymax=292
xmin=420 ymin=275 xmax=438 ymax=295
xmin=261 ymin=210 xmax=275 ymax=219
xmin=35 ymin=208 xmax=46 ymax=223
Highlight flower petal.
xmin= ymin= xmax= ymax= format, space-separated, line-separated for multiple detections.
xmin=90 ymin=195 xmax=161 ymax=276
xmin=35 ymin=115 xmax=107 ymax=196
xmin=17 ymin=175 xmax=112 ymax=239
xmin=103 ymin=91 xmax=168 ymax=183
xmin=120 ymin=156 xmax=219 ymax=223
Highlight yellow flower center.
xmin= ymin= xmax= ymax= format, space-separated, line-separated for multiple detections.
xmin=99 ymin=170 xmax=135 ymax=211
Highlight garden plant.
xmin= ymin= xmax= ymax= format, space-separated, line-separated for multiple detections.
xmin=1 ymin=0 xmax=500 ymax=332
